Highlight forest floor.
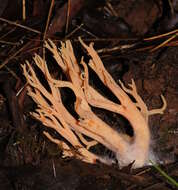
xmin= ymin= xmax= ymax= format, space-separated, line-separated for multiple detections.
xmin=0 ymin=0 xmax=177 ymax=189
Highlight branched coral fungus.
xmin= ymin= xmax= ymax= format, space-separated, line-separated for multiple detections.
xmin=22 ymin=38 xmax=167 ymax=168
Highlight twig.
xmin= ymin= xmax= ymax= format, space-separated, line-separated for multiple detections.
xmin=42 ymin=0 xmax=55 ymax=59
xmin=0 ymin=41 xmax=30 ymax=70
xmin=65 ymin=0 xmax=71 ymax=35
xmin=0 ymin=17 xmax=41 ymax=34
xmin=22 ymin=0 xmax=26 ymax=20
xmin=43 ymin=0 xmax=55 ymax=41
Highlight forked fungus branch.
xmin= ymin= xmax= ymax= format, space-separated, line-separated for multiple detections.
xmin=22 ymin=38 xmax=167 ymax=168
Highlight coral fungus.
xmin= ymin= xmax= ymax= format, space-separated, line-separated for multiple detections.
xmin=22 ymin=38 xmax=166 ymax=168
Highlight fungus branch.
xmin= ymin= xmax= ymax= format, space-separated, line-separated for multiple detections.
xmin=22 ymin=38 xmax=166 ymax=168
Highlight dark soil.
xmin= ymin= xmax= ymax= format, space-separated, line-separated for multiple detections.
xmin=0 ymin=0 xmax=177 ymax=189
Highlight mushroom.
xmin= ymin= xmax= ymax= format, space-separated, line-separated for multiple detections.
xmin=22 ymin=38 xmax=166 ymax=168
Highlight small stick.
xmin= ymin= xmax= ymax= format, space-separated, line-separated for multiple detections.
xmin=22 ymin=0 xmax=26 ymax=21
xmin=0 ymin=17 xmax=41 ymax=34
xmin=65 ymin=0 xmax=71 ymax=35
